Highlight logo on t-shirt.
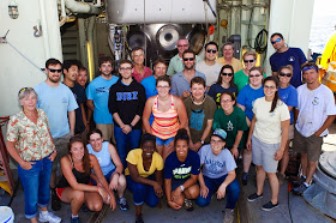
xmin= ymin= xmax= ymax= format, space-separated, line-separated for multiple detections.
xmin=288 ymin=56 xmax=295 ymax=62
xmin=312 ymin=96 xmax=319 ymax=105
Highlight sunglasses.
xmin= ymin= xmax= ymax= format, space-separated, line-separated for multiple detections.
xmin=183 ymin=57 xmax=194 ymax=61
xmin=206 ymin=49 xmax=217 ymax=54
xmin=48 ymin=68 xmax=62 ymax=73
xmin=177 ymin=44 xmax=188 ymax=47
xmin=279 ymin=72 xmax=292 ymax=77
xmin=271 ymin=37 xmax=282 ymax=45
xmin=264 ymin=85 xmax=276 ymax=90
xmin=222 ymin=72 xmax=233 ymax=77
xmin=18 ymin=87 xmax=33 ymax=96
xmin=244 ymin=59 xmax=254 ymax=63
xmin=249 ymin=74 xmax=261 ymax=78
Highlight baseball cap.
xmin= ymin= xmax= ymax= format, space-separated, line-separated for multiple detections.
xmin=212 ymin=128 xmax=227 ymax=141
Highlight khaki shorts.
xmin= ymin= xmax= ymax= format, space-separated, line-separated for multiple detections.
xmin=293 ymin=128 xmax=323 ymax=162
xmin=53 ymin=133 xmax=72 ymax=171
xmin=96 ymin=124 xmax=115 ymax=144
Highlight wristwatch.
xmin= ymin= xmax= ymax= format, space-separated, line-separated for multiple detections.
xmin=200 ymin=140 xmax=205 ymax=145
xmin=179 ymin=185 xmax=185 ymax=192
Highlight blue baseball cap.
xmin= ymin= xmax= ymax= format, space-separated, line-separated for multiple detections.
xmin=212 ymin=128 xmax=227 ymax=141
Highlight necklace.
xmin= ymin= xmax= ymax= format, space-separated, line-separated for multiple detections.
xmin=191 ymin=95 xmax=206 ymax=105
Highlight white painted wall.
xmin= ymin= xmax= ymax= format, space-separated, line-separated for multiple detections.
xmin=265 ymin=0 xmax=315 ymax=74
xmin=0 ymin=0 xmax=62 ymax=116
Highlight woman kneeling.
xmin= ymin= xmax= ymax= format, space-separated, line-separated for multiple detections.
xmin=56 ymin=137 xmax=116 ymax=223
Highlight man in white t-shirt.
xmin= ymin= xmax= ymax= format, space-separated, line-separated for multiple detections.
xmin=196 ymin=41 xmax=222 ymax=87
xmin=293 ymin=62 xmax=336 ymax=195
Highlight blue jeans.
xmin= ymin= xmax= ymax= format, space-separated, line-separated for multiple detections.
xmin=196 ymin=175 xmax=240 ymax=209
xmin=114 ymin=126 xmax=141 ymax=167
xmin=18 ymin=155 xmax=53 ymax=219
xmin=126 ymin=175 xmax=159 ymax=207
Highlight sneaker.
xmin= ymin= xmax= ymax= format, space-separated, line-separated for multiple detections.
xmin=38 ymin=211 xmax=61 ymax=223
xmin=241 ymin=172 xmax=249 ymax=185
xmin=247 ymin=193 xmax=263 ymax=202
xmin=223 ymin=208 xmax=234 ymax=223
xmin=261 ymin=201 xmax=279 ymax=211
xmin=119 ymin=197 xmax=129 ymax=211
xmin=51 ymin=189 xmax=61 ymax=211
xmin=71 ymin=216 xmax=80 ymax=223
xmin=293 ymin=182 xmax=309 ymax=195
xmin=135 ymin=214 xmax=144 ymax=223
xmin=184 ymin=199 xmax=194 ymax=212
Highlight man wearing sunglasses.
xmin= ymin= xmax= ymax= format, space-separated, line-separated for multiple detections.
xmin=269 ymin=32 xmax=307 ymax=88
xmin=217 ymin=42 xmax=242 ymax=73
xmin=34 ymin=58 xmax=78 ymax=210
xmin=167 ymin=38 xmax=201 ymax=76
xmin=196 ymin=41 xmax=222 ymax=88
xmin=171 ymin=49 xmax=206 ymax=98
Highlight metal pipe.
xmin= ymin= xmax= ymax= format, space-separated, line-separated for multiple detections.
xmin=64 ymin=0 xmax=101 ymax=14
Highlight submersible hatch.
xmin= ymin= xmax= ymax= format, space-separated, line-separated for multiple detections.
xmin=303 ymin=151 xmax=336 ymax=219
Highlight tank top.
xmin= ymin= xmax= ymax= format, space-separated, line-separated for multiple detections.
xmin=151 ymin=95 xmax=180 ymax=139
xmin=56 ymin=155 xmax=91 ymax=188
xmin=87 ymin=141 xmax=115 ymax=176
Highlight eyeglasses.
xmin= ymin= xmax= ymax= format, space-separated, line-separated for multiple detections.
xmin=119 ymin=67 xmax=132 ymax=71
xmin=206 ymin=49 xmax=217 ymax=54
xmin=244 ymin=59 xmax=254 ymax=63
xmin=157 ymin=85 xmax=170 ymax=89
xmin=221 ymin=99 xmax=233 ymax=103
xmin=249 ymin=74 xmax=261 ymax=78
xmin=221 ymin=72 xmax=233 ymax=77
xmin=183 ymin=57 xmax=194 ymax=62
xmin=271 ymin=37 xmax=282 ymax=45
xmin=264 ymin=85 xmax=276 ymax=90
xmin=177 ymin=44 xmax=188 ymax=48
xmin=48 ymin=68 xmax=62 ymax=73
xmin=279 ymin=72 xmax=292 ymax=77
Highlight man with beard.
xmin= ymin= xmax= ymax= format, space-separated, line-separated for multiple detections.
xmin=63 ymin=59 xmax=87 ymax=136
xmin=171 ymin=50 xmax=206 ymax=99
xmin=34 ymin=58 xmax=78 ymax=210
xmin=86 ymin=56 xmax=119 ymax=143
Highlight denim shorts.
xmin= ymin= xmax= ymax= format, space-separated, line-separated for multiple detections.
xmin=156 ymin=136 xmax=174 ymax=147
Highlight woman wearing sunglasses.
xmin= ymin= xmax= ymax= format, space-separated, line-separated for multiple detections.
xmin=246 ymin=76 xmax=289 ymax=211
xmin=277 ymin=65 xmax=298 ymax=182
xmin=234 ymin=50 xmax=259 ymax=93
xmin=237 ymin=66 xmax=265 ymax=185
xmin=208 ymin=64 xmax=238 ymax=107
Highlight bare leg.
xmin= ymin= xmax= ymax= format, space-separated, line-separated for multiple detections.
xmin=300 ymin=152 xmax=308 ymax=177
xmin=267 ymin=172 xmax=279 ymax=204
xmin=85 ymin=191 xmax=103 ymax=212
xmin=243 ymin=149 xmax=252 ymax=173
xmin=135 ymin=205 xmax=142 ymax=217
xmin=30 ymin=217 xmax=38 ymax=223
xmin=256 ymin=165 xmax=266 ymax=195
xmin=61 ymin=188 xmax=85 ymax=216
xmin=116 ymin=174 xmax=127 ymax=198
xmin=305 ymin=161 xmax=318 ymax=184
xmin=280 ymin=141 xmax=290 ymax=176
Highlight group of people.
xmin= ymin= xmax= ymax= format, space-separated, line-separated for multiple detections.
xmin=5 ymin=32 xmax=336 ymax=223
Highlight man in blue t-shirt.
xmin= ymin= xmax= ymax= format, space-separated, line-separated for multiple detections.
xmin=86 ymin=56 xmax=118 ymax=143
xmin=35 ymin=58 xmax=78 ymax=209
xmin=269 ymin=32 xmax=307 ymax=88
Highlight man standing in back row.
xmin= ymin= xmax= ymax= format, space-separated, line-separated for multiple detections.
xmin=293 ymin=62 xmax=336 ymax=195
xmin=217 ymin=42 xmax=242 ymax=73
xmin=269 ymin=32 xmax=307 ymax=88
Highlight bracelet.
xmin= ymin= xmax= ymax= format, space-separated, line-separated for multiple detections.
xmin=179 ymin=185 xmax=185 ymax=192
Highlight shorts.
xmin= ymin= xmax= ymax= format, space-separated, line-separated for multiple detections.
xmin=55 ymin=187 xmax=65 ymax=200
xmin=53 ymin=133 xmax=72 ymax=171
xmin=252 ymin=135 xmax=279 ymax=173
xmin=288 ymin=124 xmax=294 ymax=140
xmin=293 ymin=128 xmax=323 ymax=162
xmin=156 ymin=137 xmax=174 ymax=147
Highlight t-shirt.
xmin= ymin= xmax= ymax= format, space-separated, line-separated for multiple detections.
xmin=216 ymin=57 xmax=242 ymax=73
xmin=295 ymin=84 xmax=336 ymax=137
xmin=207 ymin=84 xmax=238 ymax=107
xmin=35 ymin=82 xmax=78 ymax=138
xmin=278 ymin=85 xmax=298 ymax=124
xmin=252 ymin=97 xmax=290 ymax=144
xmin=198 ymin=144 xmax=237 ymax=179
xmin=67 ymin=83 xmax=87 ymax=134
xmin=86 ymin=75 xmax=119 ymax=124
xmin=269 ymin=48 xmax=307 ymax=88
xmin=213 ymin=106 xmax=248 ymax=148
xmin=87 ymin=141 xmax=115 ymax=176
xmin=236 ymin=85 xmax=264 ymax=121
xmin=141 ymin=75 xmax=158 ymax=99
xmin=132 ymin=66 xmax=152 ymax=83
xmin=164 ymin=150 xmax=200 ymax=181
xmin=195 ymin=61 xmax=222 ymax=86
xmin=125 ymin=148 xmax=164 ymax=177
xmin=184 ymin=95 xmax=217 ymax=143
xmin=171 ymin=71 xmax=206 ymax=97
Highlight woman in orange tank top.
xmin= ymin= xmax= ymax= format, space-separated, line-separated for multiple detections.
xmin=143 ymin=76 xmax=188 ymax=160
